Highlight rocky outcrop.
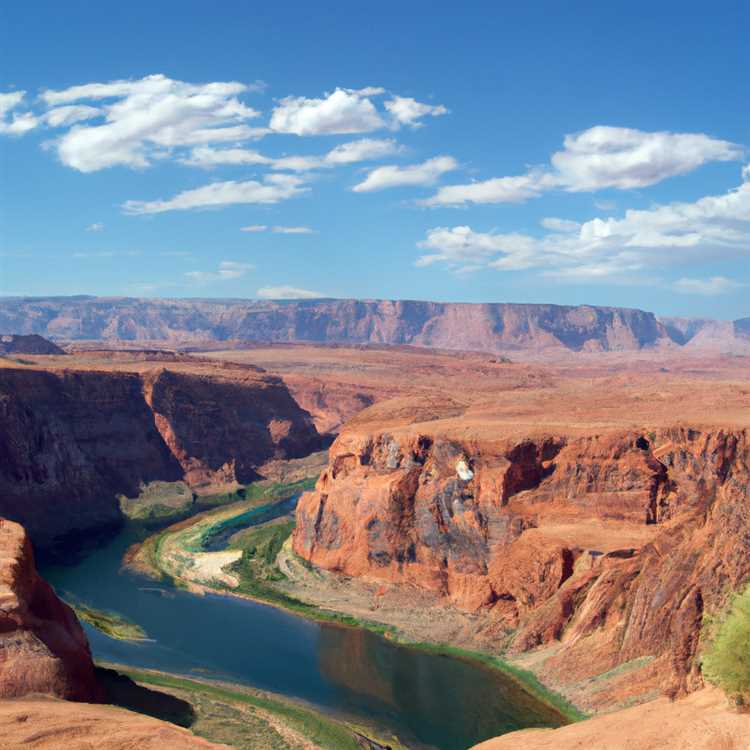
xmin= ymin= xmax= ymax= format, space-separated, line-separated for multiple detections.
xmin=0 ymin=364 xmax=321 ymax=555
xmin=471 ymin=687 xmax=750 ymax=750
xmin=0 ymin=518 xmax=99 ymax=701
xmin=0 ymin=296 xmax=689 ymax=353
xmin=294 ymin=421 xmax=750 ymax=706
xmin=0 ymin=696 xmax=231 ymax=749
xmin=0 ymin=334 xmax=65 ymax=355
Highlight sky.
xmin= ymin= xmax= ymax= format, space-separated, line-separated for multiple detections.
xmin=1 ymin=0 xmax=748 ymax=319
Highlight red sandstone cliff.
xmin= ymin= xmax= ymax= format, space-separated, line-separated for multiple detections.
xmin=0 ymin=363 xmax=321 ymax=555
xmin=294 ymin=418 xmax=750 ymax=708
xmin=0 ymin=297 xmax=685 ymax=352
xmin=0 ymin=518 xmax=99 ymax=701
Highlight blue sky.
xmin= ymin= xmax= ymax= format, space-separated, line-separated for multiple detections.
xmin=1 ymin=0 xmax=748 ymax=318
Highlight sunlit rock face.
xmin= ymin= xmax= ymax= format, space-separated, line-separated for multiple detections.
xmin=295 ymin=413 xmax=750 ymax=707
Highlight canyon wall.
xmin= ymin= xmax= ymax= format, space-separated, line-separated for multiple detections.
xmin=0 ymin=364 xmax=321 ymax=555
xmin=294 ymin=419 xmax=750 ymax=706
xmin=0 ymin=296 xmax=713 ymax=352
xmin=0 ymin=518 xmax=99 ymax=700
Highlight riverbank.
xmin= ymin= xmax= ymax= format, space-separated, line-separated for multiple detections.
xmin=125 ymin=492 xmax=583 ymax=724
xmin=100 ymin=664 xmax=405 ymax=750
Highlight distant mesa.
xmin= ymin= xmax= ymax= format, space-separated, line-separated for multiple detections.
xmin=0 ymin=297 xmax=748 ymax=355
xmin=0 ymin=333 xmax=66 ymax=356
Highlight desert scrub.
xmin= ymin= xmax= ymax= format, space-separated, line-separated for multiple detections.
xmin=702 ymin=585 xmax=750 ymax=706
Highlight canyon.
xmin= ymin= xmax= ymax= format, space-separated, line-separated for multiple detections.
xmin=2 ymin=296 xmax=750 ymax=354
xmin=1 ymin=335 xmax=749 ymax=748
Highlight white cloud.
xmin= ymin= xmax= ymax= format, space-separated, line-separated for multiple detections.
xmin=673 ymin=276 xmax=744 ymax=295
xmin=551 ymin=126 xmax=743 ymax=191
xmin=422 ymin=125 xmax=744 ymax=206
xmin=180 ymin=146 xmax=271 ymax=168
xmin=270 ymin=88 xmax=385 ymax=135
xmin=594 ymin=199 xmax=617 ymax=211
xmin=40 ymin=74 xmax=263 ymax=172
xmin=86 ymin=222 xmax=104 ymax=232
xmin=417 ymin=171 xmax=750 ymax=280
xmin=182 ymin=137 xmax=402 ymax=172
xmin=241 ymin=224 xmax=316 ymax=234
xmin=0 ymin=91 xmax=38 ymax=134
xmin=122 ymin=174 xmax=307 ymax=214
xmin=324 ymin=138 xmax=402 ymax=164
xmin=257 ymin=285 xmax=325 ymax=299
xmin=421 ymin=172 xmax=551 ymax=206
xmin=272 ymin=226 xmax=316 ymax=234
xmin=185 ymin=260 xmax=254 ymax=283
xmin=384 ymin=96 xmax=448 ymax=128
xmin=352 ymin=155 xmax=457 ymax=192
xmin=540 ymin=217 xmax=580 ymax=232
xmin=44 ymin=105 xmax=101 ymax=127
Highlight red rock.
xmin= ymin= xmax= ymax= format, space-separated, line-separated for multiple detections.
xmin=0 ymin=519 xmax=100 ymax=701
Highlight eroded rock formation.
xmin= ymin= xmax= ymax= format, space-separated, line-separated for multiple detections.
xmin=0 ymin=519 xmax=100 ymax=701
xmin=0 ymin=363 xmax=321 ymax=554
xmin=294 ymin=419 xmax=750 ymax=706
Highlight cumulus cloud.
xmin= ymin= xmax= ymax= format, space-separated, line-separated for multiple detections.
xmin=257 ymin=285 xmax=325 ymax=299
xmin=417 ymin=171 xmax=750 ymax=280
xmin=384 ymin=96 xmax=448 ymax=128
xmin=39 ymin=74 xmax=264 ymax=171
xmin=183 ymin=137 xmax=402 ymax=171
xmin=85 ymin=222 xmax=104 ymax=232
xmin=352 ymin=156 xmax=457 ymax=192
xmin=422 ymin=125 xmax=744 ymax=206
xmin=122 ymin=174 xmax=307 ymax=214
xmin=44 ymin=105 xmax=101 ymax=127
xmin=540 ymin=217 xmax=580 ymax=232
xmin=180 ymin=146 xmax=272 ymax=168
xmin=551 ymin=126 xmax=743 ymax=191
xmin=421 ymin=172 xmax=552 ymax=206
xmin=270 ymin=88 xmax=385 ymax=135
xmin=0 ymin=91 xmax=38 ymax=134
xmin=673 ymin=276 xmax=744 ymax=295
xmin=185 ymin=260 xmax=253 ymax=283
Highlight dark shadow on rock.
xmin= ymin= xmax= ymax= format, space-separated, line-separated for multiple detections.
xmin=95 ymin=667 xmax=196 ymax=728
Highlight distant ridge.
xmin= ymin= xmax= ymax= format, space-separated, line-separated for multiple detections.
xmin=0 ymin=333 xmax=65 ymax=356
xmin=0 ymin=296 xmax=747 ymax=354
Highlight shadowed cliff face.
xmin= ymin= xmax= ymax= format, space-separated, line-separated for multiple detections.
xmin=0 ymin=297 xmax=679 ymax=352
xmin=294 ymin=425 xmax=750 ymax=703
xmin=0 ymin=365 xmax=321 ymax=555
xmin=0 ymin=519 xmax=100 ymax=701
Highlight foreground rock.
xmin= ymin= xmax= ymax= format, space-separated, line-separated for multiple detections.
xmin=471 ymin=688 xmax=749 ymax=750
xmin=294 ymin=389 xmax=750 ymax=710
xmin=0 ymin=358 xmax=321 ymax=555
xmin=0 ymin=696 xmax=230 ymax=750
xmin=0 ymin=519 xmax=99 ymax=701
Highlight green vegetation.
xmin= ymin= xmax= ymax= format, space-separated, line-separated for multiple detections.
xmin=109 ymin=665 xmax=403 ymax=750
xmin=199 ymin=476 xmax=318 ymax=508
xmin=702 ymin=585 xmax=750 ymax=704
xmin=73 ymin=603 xmax=148 ymax=641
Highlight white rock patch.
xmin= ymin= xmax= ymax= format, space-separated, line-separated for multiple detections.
xmin=456 ymin=459 xmax=474 ymax=481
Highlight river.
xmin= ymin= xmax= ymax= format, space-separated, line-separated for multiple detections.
xmin=43 ymin=501 xmax=566 ymax=750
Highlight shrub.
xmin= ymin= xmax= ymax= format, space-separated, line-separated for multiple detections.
xmin=702 ymin=586 xmax=750 ymax=701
